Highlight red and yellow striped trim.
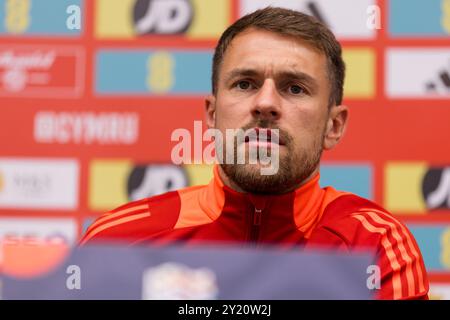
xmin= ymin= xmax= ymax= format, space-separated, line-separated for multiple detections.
xmin=80 ymin=203 xmax=150 ymax=245
xmin=352 ymin=210 xmax=426 ymax=299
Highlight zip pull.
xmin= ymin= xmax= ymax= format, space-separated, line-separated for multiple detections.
xmin=253 ymin=207 xmax=262 ymax=225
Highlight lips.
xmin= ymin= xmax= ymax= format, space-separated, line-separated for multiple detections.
xmin=243 ymin=128 xmax=283 ymax=145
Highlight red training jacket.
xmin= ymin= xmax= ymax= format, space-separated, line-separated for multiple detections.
xmin=80 ymin=165 xmax=429 ymax=300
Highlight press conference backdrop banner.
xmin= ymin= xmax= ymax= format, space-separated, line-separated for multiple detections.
xmin=0 ymin=0 xmax=449 ymax=299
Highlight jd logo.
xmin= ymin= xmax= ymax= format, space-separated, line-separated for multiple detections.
xmin=133 ymin=0 xmax=193 ymax=35
xmin=127 ymin=165 xmax=188 ymax=200
xmin=425 ymin=63 xmax=450 ymax=93
xmin=422 ymin=167 xmax=450 ymax=209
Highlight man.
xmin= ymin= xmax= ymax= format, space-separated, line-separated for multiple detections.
xmin=80 ymin=7 xmax=429 ymax=300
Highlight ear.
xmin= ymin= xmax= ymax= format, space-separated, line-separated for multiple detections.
xmin=323 ymin=105 xmax=349 ymax=150
xmin=205 ymin=94 xmax=216 ymax=129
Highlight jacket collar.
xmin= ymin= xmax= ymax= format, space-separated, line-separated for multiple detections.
xmin=198 ymin=165 xmax=328 ymax=239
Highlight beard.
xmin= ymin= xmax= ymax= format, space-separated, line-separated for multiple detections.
xmin=219 ymin=120 xmax=325 ymax=195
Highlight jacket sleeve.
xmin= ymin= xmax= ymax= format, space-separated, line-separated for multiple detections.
xmin=351 ymin=211 xmax=429 ymax=300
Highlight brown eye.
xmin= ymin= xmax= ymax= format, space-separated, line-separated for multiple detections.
xmin=289 ymin=85 xmax=304 ymax=95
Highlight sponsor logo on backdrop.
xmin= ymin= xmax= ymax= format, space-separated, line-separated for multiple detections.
xmin=96 ymin=0 xmax=230 ymax=39
xmin=0 ymin=217 xmax=77 ymax=245
xmin=389 ymin=0 xmax=450 ymax=37
xmin=0 ymin=158 xmax=79 ymax=210
xmin=426 ymin=66 xmax=450 ymax=94
xmin=142 ymin=262 xmax=218 ymax=299
xmin=387 ymin=49 xmax=450 ymax=98
xmin=240 ymin=0 xmax=376 ymax=39
xmin=385 ymin=163 xmax=450 ymax=213
xmin=423 ymin=168 xmax=450 ymax=210
xmin=89 ymin=160 xmax=212 ymax=211
xmin=0 ymin=46 xmax=84 ymax=97
xmin=96 ymin=50 xmax=211 ymax=95
xmin=128 ymin=165 xmax=188 ymax=201
xmin=0 ymin=217 xmax=76 ymax=278
xmin=133 ymin=0 xmax=193 ymax=34
xmin=0 ymin=0 xmax=83 ymax=36
xmin=34 ymin=111 xmax=140 ymax=145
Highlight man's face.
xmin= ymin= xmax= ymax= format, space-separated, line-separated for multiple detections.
xmin=206 ymin=28 xmax=347 ymax=194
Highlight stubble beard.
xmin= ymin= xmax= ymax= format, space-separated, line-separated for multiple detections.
xmin=220 ymin=122 xmax=325 ymax=195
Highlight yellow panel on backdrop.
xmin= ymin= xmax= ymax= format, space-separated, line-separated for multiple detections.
xmin=89 ymin=159 xmax=131 ymax=211
xmin=184 ymin=164 xmax=214 ymax=186
xmin=95 ymin=0 xmax=229 ymax=39
xmin=96 ymin=0 xmax=135 ymax=38
xmin=342 ymin=48 xmax=375 ymax=99
xmin=384 ymin=162 xmax=427 ymax=213
xmin=187 ymin=0 xmax=230 ymax=38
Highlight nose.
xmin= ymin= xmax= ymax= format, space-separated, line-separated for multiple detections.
xmin=251 ymin=79 xmax=282 ymax=121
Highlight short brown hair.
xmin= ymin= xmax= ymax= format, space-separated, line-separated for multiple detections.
xmin=212 ymin=7 xmax=345 ymax=106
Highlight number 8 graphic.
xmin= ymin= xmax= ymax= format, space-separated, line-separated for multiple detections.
xmin=5 ymin=0 xmax=31 ymax=34
xmin=147 ymin=52 xmax=175 ymax=93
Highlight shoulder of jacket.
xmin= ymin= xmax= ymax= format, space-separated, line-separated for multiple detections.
xmin=313 ymin=194 xmax=407 ymax=247
xmin=79 ymin=189 xmax=186 ymax=245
